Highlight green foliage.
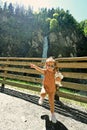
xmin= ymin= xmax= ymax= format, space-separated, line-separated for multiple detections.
xmin=46 ymin=17 xmax=51 ymax=23
xmin=53 ymin=13 xmax=59 ymax=19
xmin=84 ymin=26 xmax=87 ymax=36
xmin=50 ymin=18 xmax=58 ymax=31
xmin=80 ymin=20 xmax=87 ymax=36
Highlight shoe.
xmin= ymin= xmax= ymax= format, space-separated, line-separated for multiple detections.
xmin=50 ymin=113 xmax=57 ymax=123
xmin=38 ymin=97 xmax=44 ymax=105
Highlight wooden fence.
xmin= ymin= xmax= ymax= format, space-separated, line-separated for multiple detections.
xmin=0 ymin=57 xmax=87 ymax=103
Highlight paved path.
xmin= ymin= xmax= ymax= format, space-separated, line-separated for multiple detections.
xmin=0 ymin=87 xmax=87 ymax=130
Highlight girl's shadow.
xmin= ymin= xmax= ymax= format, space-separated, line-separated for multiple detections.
xmin=41 ymin=115 xmax=68 ymax=130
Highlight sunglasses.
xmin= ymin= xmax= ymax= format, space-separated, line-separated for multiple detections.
xmin=47 ymin=64 xmax=55 ymax=68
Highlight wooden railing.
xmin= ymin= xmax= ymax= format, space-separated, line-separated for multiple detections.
xmin=0 ymin=57 xmax=87 ymax=103
xmin=56 ymin=57 xmax=87 ymax=103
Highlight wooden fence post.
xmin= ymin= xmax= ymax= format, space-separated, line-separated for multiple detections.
xmin=55 ymin=85 xmax=59 ymax=101
xmin=1 ymin=60 xmax=8 ymax=92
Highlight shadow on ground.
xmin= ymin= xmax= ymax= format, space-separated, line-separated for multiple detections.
xmin=0 ymin=87 xmax=87 ymax=124
xmin=41 ymin=115 xmax=68 ymax=130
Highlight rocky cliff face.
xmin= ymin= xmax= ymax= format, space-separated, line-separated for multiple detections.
xmin=28 ymin=30 xmax=43 ymax=57
xmin=48 ymin=31 xmax=78 ymax=57
xmin=29 ymin=30 xmax=84 ymax=57
xmin=30 ymin=29 xmax=84 ymax=58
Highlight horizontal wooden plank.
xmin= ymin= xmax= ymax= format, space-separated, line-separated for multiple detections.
xmin=1 ymin=80 xmax=41 ymax=92
xmin=57 ymin=62 xmax=87 ymax=68
xmin=0 ymin=73 xmax=42 ymax=84
xmin=0 ymin=61 xmax=45 ymax=66
xmin=62 ymin=72 xmax=87 ymax=79
xmin=62 ymin=81 xmax=87 ymax=91
xmin=0 ymin=66 xmax=41 ymax=75
xmin=56 ymin=56 xmax=87 ymax=62
xmin=0 ymin=56 xmax=87 ymax=62
xmin=57 ymin=91 xmax=87 ymax=103
xmin=0 ymin=57 xmax=46 ymax=61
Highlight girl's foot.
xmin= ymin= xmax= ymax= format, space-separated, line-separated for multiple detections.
xmin=50 ymin=113 xmax=57 ymax=123
xmin=38 ymin=97 xmax=44 ymax=105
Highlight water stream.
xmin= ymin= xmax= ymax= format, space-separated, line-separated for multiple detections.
xmin=42 ymin=36 xmax=48 ymax=58
xmin=41 ymin=36 xmax=48 ymax=78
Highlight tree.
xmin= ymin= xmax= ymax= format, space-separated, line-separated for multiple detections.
xmin=50 ymin=18 xmax=58 ymax=31
xmin=8 ymin=3 xmax=14 ymax=15
xmin=3 ymin=2 xmax=7 ymax=11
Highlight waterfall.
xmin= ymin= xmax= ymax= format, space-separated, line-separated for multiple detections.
xmin=41 ymin=36 xmax=48 ymax=78
xmin=42 ymin=36 xmax=48 ymax=58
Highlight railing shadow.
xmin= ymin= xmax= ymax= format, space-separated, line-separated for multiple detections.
xmin=0 ymin=86 xmax=87 ymax=124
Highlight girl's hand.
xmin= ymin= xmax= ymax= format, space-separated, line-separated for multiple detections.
xmin=30 ymin=63 xmax=36 ymax=68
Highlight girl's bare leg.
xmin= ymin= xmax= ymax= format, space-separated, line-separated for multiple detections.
xmin=38 ymin=86 xmax=46 ymax=105
xmin=48 ymin=93 xmax=57 ymax=123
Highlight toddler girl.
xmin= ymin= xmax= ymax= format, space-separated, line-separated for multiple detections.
xmin=30 ymin=57 xmax=63 ymax=123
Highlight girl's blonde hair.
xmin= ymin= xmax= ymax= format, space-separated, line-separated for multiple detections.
xmin=45 ymin=57 xmax=58 ymax=71
xmin=46 ymin=57 xmax=55 ymax=63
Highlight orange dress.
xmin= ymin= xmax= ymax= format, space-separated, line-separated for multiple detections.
xmin=43 ymin=69 xmax=56 ymax=94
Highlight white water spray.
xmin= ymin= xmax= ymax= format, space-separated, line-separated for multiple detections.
xmin=41 ymin=36 xmax=48 ymax=78
xmin=42 ymin=36 xmax=48 ymax=58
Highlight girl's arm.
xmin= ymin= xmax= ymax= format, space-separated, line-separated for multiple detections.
xmin=30 ymin=63 xmax=44 ymax=74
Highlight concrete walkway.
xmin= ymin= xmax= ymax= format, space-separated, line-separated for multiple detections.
xmin=0 ymin=87 xmax=87 ymax=130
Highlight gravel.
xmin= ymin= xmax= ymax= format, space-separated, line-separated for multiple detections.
xmin=0 ymin=86 xmax=87 ymax=130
